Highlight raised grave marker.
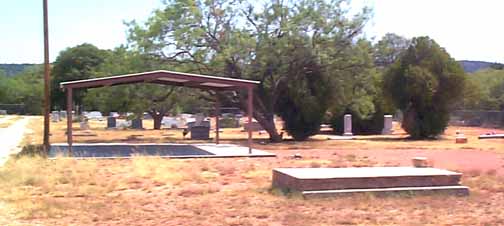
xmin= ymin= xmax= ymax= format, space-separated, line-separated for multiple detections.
xmin=273 ymin=167 xmax=469 ymax=198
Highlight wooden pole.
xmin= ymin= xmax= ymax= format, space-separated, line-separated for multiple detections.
xmin=66 ymin=88 xmax=73 ymax=156
xmin=215 ymin=94 xmax=220 ymax=145
xmin=43 ymin=0 xmax=51 ymax=152
xmin=247 ymin=86 xmax=253 ymax=154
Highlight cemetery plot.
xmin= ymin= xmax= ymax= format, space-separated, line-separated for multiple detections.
xmin=273 ymin=167 xmax=469 ymax=198
xmin=49 ymin=143 xmax=276 ymax=158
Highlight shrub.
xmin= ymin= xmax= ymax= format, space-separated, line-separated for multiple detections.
xmin=384 ymin=37 xmax=465 ymax=138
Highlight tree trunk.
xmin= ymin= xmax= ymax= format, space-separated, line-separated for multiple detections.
xmin=254 ymin=112 xmax=283 ymax=142
xmin=151 ymin=113 xmax=164 ymax=130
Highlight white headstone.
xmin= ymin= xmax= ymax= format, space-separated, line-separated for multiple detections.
xmin=80 ymin=121 xmax=90 ymax=130
xmin=51 ymin=111 xmax=60 ymax=122
xmin=343 ymin=114 xmax=353 ymax=136
xmin=382 ymin=115 xmax=393 ymax=135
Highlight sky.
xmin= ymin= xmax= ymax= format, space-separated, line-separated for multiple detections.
xmin=1 ymin=0 xmax=503 ymax=64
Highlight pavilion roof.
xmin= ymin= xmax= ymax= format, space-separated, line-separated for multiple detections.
xmin=60 ymin=70 xmax=259 ymax=90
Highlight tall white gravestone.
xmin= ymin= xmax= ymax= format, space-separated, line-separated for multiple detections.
xmin=382 ymin=115 xmax=393 ymax=135
xmin=343 ymin=114 xmax=353 ymax=136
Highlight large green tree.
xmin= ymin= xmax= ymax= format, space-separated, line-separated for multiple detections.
xmin=461 ymin=68 xmax=504 ymax=110
xmin=384 ymin=37 xmax=466 ymax=138
xmin=51 ymin=43 xmax=107 ymax=111
xmin=127 ymin=0 xmax=371 ymax=141
xmin=373 ymin=33 xmax=410 ymax=67
xmin=0 ymin=65 xmax=44 ymax=114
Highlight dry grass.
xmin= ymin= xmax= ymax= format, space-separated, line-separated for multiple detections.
xmin=0 ymin=116 xmax=21 ymax=128
xmin=2 ymin=116 xmax=504 ymax=225
xmin=2 ymin=154 xmax=504 ymax=225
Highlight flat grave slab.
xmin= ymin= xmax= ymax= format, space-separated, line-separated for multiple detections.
xmin=50 ymin=143 xmax=276 ymax=159
xmin=478 ymin=134 xmax=504 ymax=139
xmin=273 ymin=167 xmax=468 ymax=197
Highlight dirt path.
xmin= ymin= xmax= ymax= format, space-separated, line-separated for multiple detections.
xmin=0 ymin=116 xmax=31 ymax=166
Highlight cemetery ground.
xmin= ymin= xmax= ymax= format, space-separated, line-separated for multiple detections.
xmin=1 ymin=116 xmax=504 ymax=225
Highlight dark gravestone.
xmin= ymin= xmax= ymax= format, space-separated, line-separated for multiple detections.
xmin=187 ymin=121 xmax=211 ymax=129
xmin=131 ymin=118 xmax=143 ymax=129
xmin=190 ymin=126 xmax=210 ymax=140
xmin=107 ymin=117 xmax=117 ymax=128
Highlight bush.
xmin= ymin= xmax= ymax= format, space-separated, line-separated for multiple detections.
xmin=276 ymin=45 xmax=329 ymax=141
xmin=384 ymin=37 xmax=465 ymax=138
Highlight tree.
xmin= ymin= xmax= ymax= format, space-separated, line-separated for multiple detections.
xmin=51 ymin=43 xmax=107 ymax=111
xmin=276 ymin=42 xmax=330 ymax=140
xmin=384 ymin=37 xmax=465 ymax=138
xmin=461 ymin=69 xmax=504 ymax=110
xmin=0 ymin=65 xmax=44 ymax=114
xmin=374 ymin=33 xmax=410 ymax=67
xmin=127 ymin=0 xmax=371 ymax=141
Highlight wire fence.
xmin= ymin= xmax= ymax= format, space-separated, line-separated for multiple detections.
xmin=450 ymin=110 xmax=504 ymax=128
xmin=0 ymin=104 xmax=26 ymax=115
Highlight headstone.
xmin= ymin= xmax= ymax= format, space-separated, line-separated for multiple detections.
xmin=51 ymin=111 xmax=60 ymax=122
xmin=188 ymin=114 xmax=210 ymax=139
xmin=455 ymin=130 xmax=468 ymax=143
xmin=412 ymin=157 xmax=430 ymax=167
xmin=131 ymin=118 xmax=143 ymax=129
xmin=243 ymin=121 xmax=263 ymax=131
xmin=0 ymin=110 xmax=7 ymax=115
xmin=162 ymin=116 xmax=185 ymax=128
xmin=107 ymin=116 xmax=117 ymax=128
xmin=59 ymin=111 xmax=67 ymax=119
xmin=187 ymin=121 xmax=210 ymax=129
xmin=190 ymin=126 xmax=210 ymax=140
xmin=343 ymin=114 xmax=353 ymax=136
xmin=382 ymin=115 xmax=393 ymax=135
xmin=219 ymin=117 xmax=240 ymax=128
xmin=117 ymin=120 xmax=131 ymax=128
xmin=80 ymin=118 xmax=90 ymax=130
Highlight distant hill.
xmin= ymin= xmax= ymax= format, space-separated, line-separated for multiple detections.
xmin=0 ymin=64 xmax=35 ymax=77
xmin=458 ymin=60 xmax=503 ymax=73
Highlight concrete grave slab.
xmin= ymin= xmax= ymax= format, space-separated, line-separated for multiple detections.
xmin=273 ymin=167 xmax=469 ymax=197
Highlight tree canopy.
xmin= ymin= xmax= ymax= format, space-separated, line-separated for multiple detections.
xmin=384 ymin=36 xmax=466 ymax=138
xmin=126 ymin=0 xmax=371 ymax=140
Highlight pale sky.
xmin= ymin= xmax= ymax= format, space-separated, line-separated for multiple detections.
xmin=1 ymin=0 xmax=503 ymax=64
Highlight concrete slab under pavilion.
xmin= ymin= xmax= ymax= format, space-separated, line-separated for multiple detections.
xmin=50 ymin=143 xmax=275 ymax=159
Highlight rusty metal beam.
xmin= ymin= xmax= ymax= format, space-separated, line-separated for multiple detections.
xmin=60 ymin=70 xmax=258 ymax=90
xmin=66 ymin=88 xmax=73 ymax=156
xmin=215 ymin=94 xmax=220 ymax=145
xmin=247 ymin=86 xmax=253 ymax=154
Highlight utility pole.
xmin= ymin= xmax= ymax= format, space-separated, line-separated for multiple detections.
xmin=43 ymin=0 xmax=51 ymax=152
